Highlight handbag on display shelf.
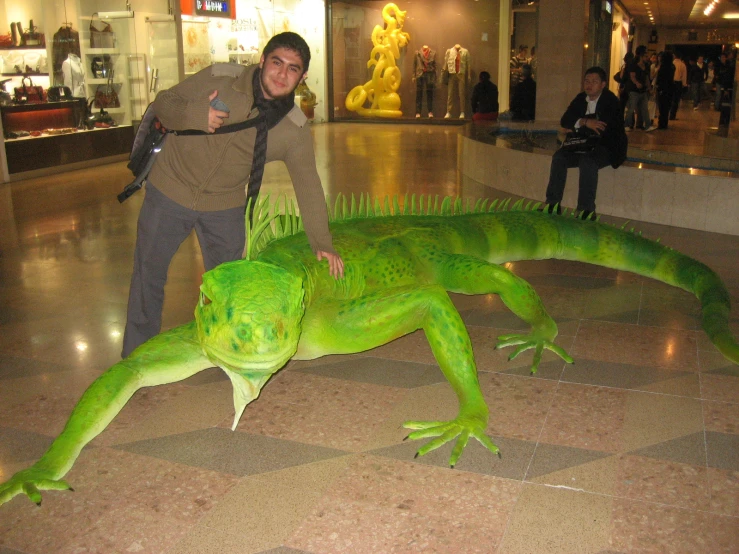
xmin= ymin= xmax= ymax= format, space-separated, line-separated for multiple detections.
xmin=93 ymin=75 xmax=120 ymax=109
xmin=91 ymin=55 xmax=113 ymax=78
xmin=89 ymin=13 xmax=115 ymax=49
xmin=47 ymin=85 xmax=73 ymax=102
xmin=22 ymin=20 xmax=45 ymax=47
xmin=13 ymin=76 xmax=46 ymax=104
xmin=82 ymin=98 xmax=116 ymax=129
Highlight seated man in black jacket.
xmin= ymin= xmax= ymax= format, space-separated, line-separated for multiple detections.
xmin=544 ymin=66 xmax=628 ymax=219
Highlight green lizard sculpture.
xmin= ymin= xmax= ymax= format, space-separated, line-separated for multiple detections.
xmin=1 ymin=194 xmax=737 ymax=507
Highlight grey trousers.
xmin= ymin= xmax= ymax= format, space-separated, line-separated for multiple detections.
xmin=121 ymin=184 xmax=245 ymax=358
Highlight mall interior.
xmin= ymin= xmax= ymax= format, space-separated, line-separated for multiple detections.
xmin=0 ymin=1 xmax=738 ymax=553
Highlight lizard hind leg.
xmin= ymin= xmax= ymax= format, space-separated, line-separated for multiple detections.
xmin=436 ymin=254 xmax=573 ymax=373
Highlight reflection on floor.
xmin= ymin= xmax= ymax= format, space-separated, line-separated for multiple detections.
xmin=0 ymin=116 xmax=738 ymax=553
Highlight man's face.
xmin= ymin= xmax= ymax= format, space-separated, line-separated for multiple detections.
xmin=698 ymin=56 xmax=704 ymax=64
xmin=583 ymin=73 xmax=606 ymax=99
xmin=259 ymin=47 xmax=307 ymax=100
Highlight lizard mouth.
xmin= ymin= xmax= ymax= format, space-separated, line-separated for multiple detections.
xmin=204 ymin=344 xmax=296 ymax=373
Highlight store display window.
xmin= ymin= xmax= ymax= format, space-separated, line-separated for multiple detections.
xmin=329 ymin=0 xmax=500 ymax=122
xmin=0 ymin=0 xmax=152 ymax=178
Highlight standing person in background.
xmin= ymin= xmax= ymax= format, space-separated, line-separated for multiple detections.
xmin=624 ymin=46 xmax=655 ymax=132
xmin=669 ymin=51 xmax=688 ymax=120
xmin=688 ymin=57 xmax=705 ymax=109
xmin=529 ymin=46 xmax=538 ymax=80
xmin=704 ymin=60 xmax=715 ymax=103
xmin=617 ymin=52 xmax=634 ymax=121
xmin=655 ymin=51 xmax=675 ymax=130
xmin=714 ymin=53 xmax=729 ymax=111
xmin=509 ymin=45 xmax=529 ymax=97
xmin=471 ymin=71 xmax=499 ymax=121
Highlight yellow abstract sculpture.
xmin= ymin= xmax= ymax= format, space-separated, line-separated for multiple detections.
xmin=345 ymin=3 xmax=410 ymax=118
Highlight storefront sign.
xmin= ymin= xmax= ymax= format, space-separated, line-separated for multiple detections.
xmin=195 ymin=0 xmax=232 ymax=18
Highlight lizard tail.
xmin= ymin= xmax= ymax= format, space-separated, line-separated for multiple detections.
xmin=533 ymin=215 xmax=739 ymax=368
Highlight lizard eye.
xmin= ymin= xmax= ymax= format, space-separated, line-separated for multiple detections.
xmin=200 ymin=291 xmax=212 ymax=306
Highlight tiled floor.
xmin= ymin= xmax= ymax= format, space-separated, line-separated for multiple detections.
xmin=0 ymin=105 xmax=738 ymax=553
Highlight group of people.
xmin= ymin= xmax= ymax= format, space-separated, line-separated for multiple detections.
xmin=617 ymin=46 xmax=736 ymax=131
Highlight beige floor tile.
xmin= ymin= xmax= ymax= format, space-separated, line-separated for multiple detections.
xmin=499 ymin=483 xmax=612 ymax=553
xmin=614 ymin=454 xmax=710 ymax=511
xmin=539 ymin=383 xmax=628 ymax=452
xmin=609 ymin=497 xmax=739 ymax=553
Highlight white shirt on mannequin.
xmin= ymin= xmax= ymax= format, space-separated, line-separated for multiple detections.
xmin=62 ymin=54 xmax=85 ymax=97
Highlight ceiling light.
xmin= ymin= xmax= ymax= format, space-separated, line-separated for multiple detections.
xmin=724 ymin=13 xmax=739 ymax=19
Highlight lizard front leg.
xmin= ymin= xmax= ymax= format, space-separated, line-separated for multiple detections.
xmin=0 ymin=322 xmax=213 ymax=506
xmin=435 ymin=254 xmax=574 ymax=372
xmin=296 ymin=285 xmax=498 ymax=466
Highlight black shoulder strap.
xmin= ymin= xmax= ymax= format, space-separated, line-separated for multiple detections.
xmin=170 ymin=115 xmax=263 ymax=136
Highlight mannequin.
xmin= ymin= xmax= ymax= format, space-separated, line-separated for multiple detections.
xmin=413 ymin=44 xmax=437 ymax=118
xmin=444 ymin=44 xmax=471 ymax=118
xmin=61 ymin=53 xmax=85 ymax=97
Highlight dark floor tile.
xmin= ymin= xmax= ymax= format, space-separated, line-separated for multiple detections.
xmin=706 ymin=431 xmax=739 ymax=471
xmin=293 ymin=356 xmax=445 ymax=389
xmin=497 ymin=358 xmax=566 ymax=380
xmin=0 ymin=428 xmax=54 ymax=465
xmin=460 ymin=309 xmax=529 ymax=330
xmin=628 ymin=432 xmax=706 ymax=467
xmin=369 ymin=435 xmax=535 ymax=479
xmin=526 ymin=442 xmax=612 ymax=479
xmin=561 ymin=358 xmax=697 ymax=393
xmin=586 ymin=309 xmax=641 ymax=325
xmin=115 ymin=428 xmax=348 ymax=477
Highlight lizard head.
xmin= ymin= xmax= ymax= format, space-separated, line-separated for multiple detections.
xmin=195 ymin=260 xmax=305 ymax=374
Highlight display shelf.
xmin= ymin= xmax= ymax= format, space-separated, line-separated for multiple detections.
xmin=87 ymin=77 xmax=124 ymax=85
xmin=79 ymin=14 xmax=145 ymax=128
xmin=1 ymin=72 xmax=48 ymax=76
xmin=0 ymin=46 xmax=46 ymax=51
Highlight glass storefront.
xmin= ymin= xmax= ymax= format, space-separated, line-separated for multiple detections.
xmin=329 ymin=0 xmax=502 ymax=121
xmin=0 ymin=0 xmax=148 ymax=178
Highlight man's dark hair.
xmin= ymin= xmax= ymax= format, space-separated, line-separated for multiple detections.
xmin=263 ymin=32 xmax=311 ymax=72
xmin=584 ymin=66 xmax=607 ymax=82
xmin=479 ymin=71 xmax=491 ymax=81
xmin=521 ymin=64 xmax=532 ymax=78
xmin=635 ymin=45 xmax=647 ymax=57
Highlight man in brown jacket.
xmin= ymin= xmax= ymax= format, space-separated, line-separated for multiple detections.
xmin=122 ymin=32 xmax=343 ymax=358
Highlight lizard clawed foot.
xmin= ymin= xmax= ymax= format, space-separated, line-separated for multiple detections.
xmin=0 ymin=467 xmax=73 ymax=507
xmin=495 ymin=332 xmax=574 ymax=373
xmin=402 ymin=416 xmax=499 ymax=467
